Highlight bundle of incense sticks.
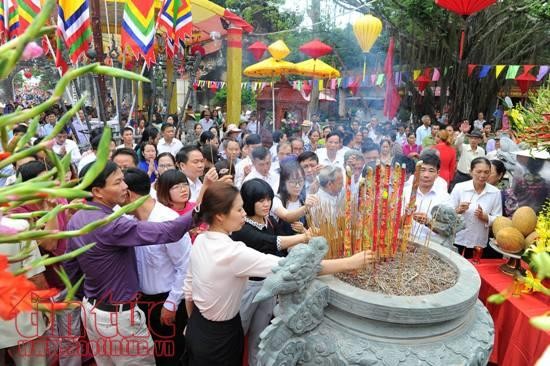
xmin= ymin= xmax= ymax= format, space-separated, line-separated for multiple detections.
xmin=379 ymin=164 xmax=391 ymax=259
xmin=400 ymin=161 xmax=423 ymax=253
xmin=309 ymin=162 xmax=411 ymax=262
xmin=372 ymin=163 xmax=382 ymax=256
xmin=386 ymin=164 xmax=397 ymax=256
xmin=343 ymin=167 xmax=353 ymax=256
xmin=362 ymin=166 xmax=374 ymax=251
xmin=355 ymin=176 xmax=366 ymax=253
xmin=392 ymin=164 xmax=406 ymax=255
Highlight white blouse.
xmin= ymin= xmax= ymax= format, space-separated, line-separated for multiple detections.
xmin=183 ymin=231 xmax=280 ymax=321
xmin=450 ymin=180 xmax=502 ymax=248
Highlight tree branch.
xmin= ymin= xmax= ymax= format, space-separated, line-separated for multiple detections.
xmin=490 ymin=25 xmax=546 ymax=64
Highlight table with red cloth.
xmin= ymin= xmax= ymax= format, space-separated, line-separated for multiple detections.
xmin=475 ymin=259 xmax=550 ymax=366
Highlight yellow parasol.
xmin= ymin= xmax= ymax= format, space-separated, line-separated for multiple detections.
xmin=243 ymin=57 xmax=296 ymax=78
xmin=292 ymin=58 xmax=340 ymax=79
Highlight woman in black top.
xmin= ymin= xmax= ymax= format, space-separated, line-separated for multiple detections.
xmin=230 ymin=178 xmax=311 ymax=366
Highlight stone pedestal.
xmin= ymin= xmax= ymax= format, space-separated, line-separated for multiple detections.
xmin=256 ymin=238 xmax=494 ymax=366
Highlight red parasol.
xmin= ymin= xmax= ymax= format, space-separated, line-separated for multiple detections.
xmin=515 ymin=72 xmax=536 ymax=95
xmin=247 ymin=41 xmax=268 ymax=61
xmin=435 ymin=0 xmax=496 ymax=16
xmin=435 ymin=0 xmax=496 ymax=60
xmin=299 ymin=39 xmax=333 ymax=59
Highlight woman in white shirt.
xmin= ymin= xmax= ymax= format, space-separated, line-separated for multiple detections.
xmin=183 ymin=181 xmax=374 ymax=365
xmin=450 ymin=157 xmax=502 ymax=258
xmin=271 ymin=160 xmax=318 ymax=235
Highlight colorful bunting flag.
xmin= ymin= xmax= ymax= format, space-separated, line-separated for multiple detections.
xmin=522 ymin=65 xmax=535 ymax=74
xmin=376 ymin=73 xmax=384 ymax=86
xmin=432 ymin=68 xmax=440 ymax=82
xmin=506 ymin=65 xmax=520 ymax=79
xmin=479 ymin=65 xmax=491 ymax=79
xmin=413 ymin=69 xmax=421 ymax=80
xmin=17 ymin=0 xmax=39 ymax=33
xmin=57 ymin=0 xmax=92 ymax=63
xmin=536 ymin=66 xmax=549 ymax=81
xmin=495 ymin=65 xmax=505 ymax=78
xmin=467 ymin=64 xmax=477 ymax=77
xmin=122 ymin=0 xmax=156 ymax=66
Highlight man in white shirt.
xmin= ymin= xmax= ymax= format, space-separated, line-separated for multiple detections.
xmin=290 ymin=137 xmax=305 ymax=156
xmin=299 ymin=120 xmax=312 ymax=146
xmin=416 ymin=115 xmax=432 ymax=147
xmin=315 ymin=132 xmax=345 ymax=169
xmin=243 ymin=146 xmax=279 ymax=193
xmin=176 ymin=145 xmax=205 ymax=201
xmin=157 ymin=123 xmax=183 ymax=157
xmin=270 ymin=141 xmax=292 ymax=175
xmin=473 ymin=112 xmax=486 ymax=131
xmin=315 ymin=165 xmax=344 ymax=214
xmin=402 ymin=153 xmax=452 ymax=245
xmin=53 ymin=129 xmax=81 ymax=164
xmin=453 ymin=125 xmax=485 ymax=186
xmin=235 ymin=134 xmax=262 ymax=188
xmin=367 ymin=117 xmax=382 ymax=144
xmin=124 ymin=168 xmax=191 ymax=365
xmin=396 ymin=124 xmax=407 ymax=145
xmin=298 ymin=151 xmax=321 ymax=194
xmin=116 ymin=127 xmax=136 ymax=150
xmin=38 ymin=110 xmax=57 ymax=137
xmin=246 ymin=111 xmax=260 ymax=134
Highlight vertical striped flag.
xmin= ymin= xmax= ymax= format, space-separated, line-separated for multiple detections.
xmin=0 ymin=2 xmax=5 ymax=42
xmin=16 ymin=0 xmax=39 ymax=33
xmin=57 ymin=0 xmax=92 ymax=64
xmin=122 ymin=0 xmax=156 ymax=66
xmin=157 ymin=0 xmax=192 ymax=58
xmin=2 ymin=0 xmax=19 ymax=40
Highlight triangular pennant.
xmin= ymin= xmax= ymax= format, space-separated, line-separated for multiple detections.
xmin=376 ymin=74 xmax=384 ymax=86
xmin=467 ymin=64 xmax=477 ymax=77
xmin=536 ymin=65 xmax=549 ymax=81
xmin=506 ymin=65 xmax=520 ymax=79
xmin=443 ymin=67 xmax=448 ymax=76
xmin=522 ymin=65 xmax=535 ymax=74
xmin=432 ymin=68 xmax=440 ymax=82
xmin=479 ymin=65 xmax=492 ymax=79
xmin=495 ymin=65 xmax=505 ymax=78
xmin=423 ymin=68 xmax=431 ymax=78
xmin=413 ymin=69 xmax=421 ymax=80
xmin=319 ymin=80 xmax=323 ymax=90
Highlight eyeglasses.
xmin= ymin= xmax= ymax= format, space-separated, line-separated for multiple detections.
xmin=170 ymin=183 xmax=189 ymax=191
xmin=287 ymin=179 xmax=305 ymax=187
xmin=158 ymin=164 xmax=175 ymax=169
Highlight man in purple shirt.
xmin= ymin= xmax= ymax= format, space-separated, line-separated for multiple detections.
xmin=64 ymin=161 xmax=194 ymax=365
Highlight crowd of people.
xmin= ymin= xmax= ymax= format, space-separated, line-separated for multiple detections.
xmin=1 ymin=105 xmax=549 ymax=366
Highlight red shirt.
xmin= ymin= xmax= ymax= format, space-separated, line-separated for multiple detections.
xmin=434 ymin=142 xmax=457 ymax=186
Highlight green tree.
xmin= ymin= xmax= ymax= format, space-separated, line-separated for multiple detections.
xmin=334 ymin=0 xmax=550 ymax=122
xmin=212 ymin=86 xmax=256 ymax=109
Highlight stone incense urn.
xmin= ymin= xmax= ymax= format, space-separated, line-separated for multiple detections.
xmin=255 ymin=237 xmax=494 ymax=366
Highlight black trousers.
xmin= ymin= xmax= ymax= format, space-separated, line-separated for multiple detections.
xmin=186 ymin=309 xmax=243 ymax=366
xmin=138 ymin=292 xmax=187 ymax=366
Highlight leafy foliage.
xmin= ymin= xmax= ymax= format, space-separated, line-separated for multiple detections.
xmin=212 ymin=86 xmax=256 ymax=109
